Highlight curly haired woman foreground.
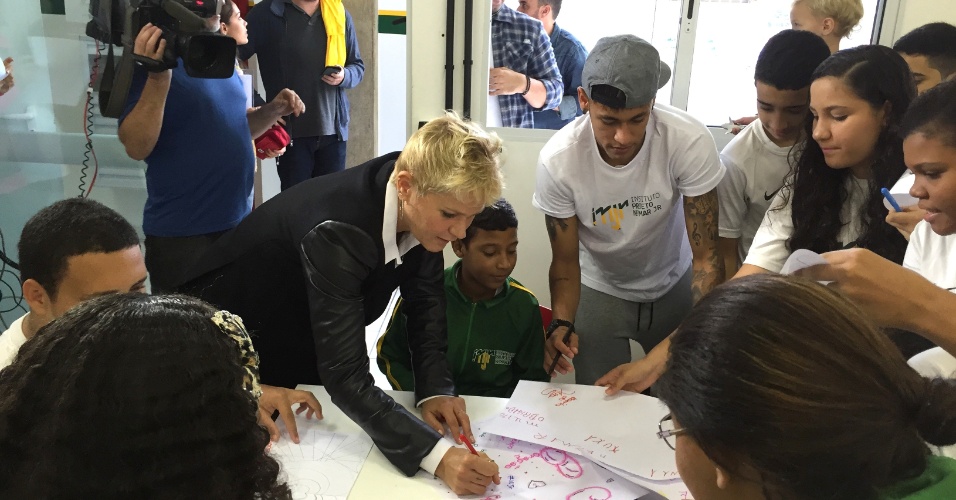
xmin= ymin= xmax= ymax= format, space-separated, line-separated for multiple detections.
xmin=0 ymin=293 xmax=292 ymax=499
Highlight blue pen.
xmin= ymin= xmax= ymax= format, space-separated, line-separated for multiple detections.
xmin=882 ymin=188 xmax=902 ymax=212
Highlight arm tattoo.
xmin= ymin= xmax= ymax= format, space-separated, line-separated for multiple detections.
xmin=545 ymin=215 xmax=569 ymax=242
xmin=684 ymin=191 xmax=724 ymax=303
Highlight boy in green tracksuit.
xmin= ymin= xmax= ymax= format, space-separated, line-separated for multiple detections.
xmin=377 ymin=199 xmax=548 ymax=398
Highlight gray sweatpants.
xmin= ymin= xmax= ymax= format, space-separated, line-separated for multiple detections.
xmin=573 ymin=267 xmax=694 ymax=385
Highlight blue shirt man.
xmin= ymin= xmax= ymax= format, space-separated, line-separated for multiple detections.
xmin=240 ymin=0 xmax=365 ymax=190
xmin=118 ymin=16 xmax=304 ymax=292
xmin=490 ymin=0 xmax=563 ymax=129
xmin=517 ymin=0 xmax=588 ymax=130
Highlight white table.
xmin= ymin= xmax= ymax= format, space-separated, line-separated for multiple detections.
xmin=294 ymin=384 xmax=508 ymax=499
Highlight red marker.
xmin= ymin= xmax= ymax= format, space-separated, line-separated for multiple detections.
xmin=459 ymin=433 xmax=479 ymax=455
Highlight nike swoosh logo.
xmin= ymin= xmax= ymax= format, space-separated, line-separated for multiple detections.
xmin=764 ymin=187 xmax=781 ymax=201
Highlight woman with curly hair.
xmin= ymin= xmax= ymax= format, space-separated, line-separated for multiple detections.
xmin=0 ymin=293 xmax=291 ymax=500
xmin=656 ymin=275 xmax=956 ymax=499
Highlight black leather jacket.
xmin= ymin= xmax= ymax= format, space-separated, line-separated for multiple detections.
xmin=180 ymin=154 xmax=456 ymax=476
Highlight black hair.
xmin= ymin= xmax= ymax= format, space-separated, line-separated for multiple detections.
xmin=539 ymin=0 xmax=563 ymax=19
xmin=657 ymin=275 xmax=956 ymax=499
xmin=462 ymin=198 xmax=518 ymax=244
xmin=754 ymin=29 xmax=831 ymax=90
xmin=0 ymin=293 xmax=291 ymax=499
xmin=894 ymin=22 xmax=956 ymax=79
xmin=901 ymin=80 xmax=956 ymax=148
xmin=786 ymin=45 xmax=913 ymax=264
xmin=17 ymin=198 xmax=140 ymax=298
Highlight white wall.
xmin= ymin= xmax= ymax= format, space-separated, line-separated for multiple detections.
xmin=892 ymin=0 xmax=956 ymax=41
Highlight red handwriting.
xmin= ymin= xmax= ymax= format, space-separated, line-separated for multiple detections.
xmin=584 ymin=435 xmax=620 ymax=454
xmin=504 ymin=447 xmax=584 ymax=479
xmin=566 ymin=486 xmax=612 ymax=500
xmin=541 ymin=387 xmax=578 ymax=407
xmin=648 ymin=468 xmax=680 ymax=479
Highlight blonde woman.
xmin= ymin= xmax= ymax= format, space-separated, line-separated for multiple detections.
xmin=179 ymin=112 xmax=505 ymax=496
xmin=790 ymin=0 xmax=865 ymax=53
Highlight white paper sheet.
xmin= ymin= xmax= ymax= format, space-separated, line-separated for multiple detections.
xmin=271 ymin=416 xmax=374 ymax=500
xmin=779 ymin=249 xmax=829 ymax=276
xmin=483 ymin=381 xmax=677 ymax=481
xmin=884 ymin=171 xmax=918 ymax=210
xmin=415 ymin=419 xmax=661 ymax=499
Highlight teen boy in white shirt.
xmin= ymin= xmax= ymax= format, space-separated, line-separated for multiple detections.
xmin=717 ymin=30 xmax=831 ymax=278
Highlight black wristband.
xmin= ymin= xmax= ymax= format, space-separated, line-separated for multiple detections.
xmin=520 ymin=74 xmax=531 ymax=96
xmin=546 ymin=319 xmax=574 ymax=339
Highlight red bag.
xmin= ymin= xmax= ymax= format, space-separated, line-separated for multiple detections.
xmin=255 ymin=124 xmax=291 ymax=159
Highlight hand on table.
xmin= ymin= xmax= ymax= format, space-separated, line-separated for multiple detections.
xmin=421 ymin=395 xmax=474 ymax=444
xmin=435 ymin=447 xmax=501 ymax=495
xmin=257 ymin=384 xmax=323 ymax=443
xmin=543 ymin=325 xmax=578 ymax=377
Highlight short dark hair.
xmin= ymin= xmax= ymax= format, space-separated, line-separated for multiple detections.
xmin=539 ymin=0 xmax=563 ymax=19
xmin=901 ymin=79 xmax=956 ymax=148
xmin=0 ymin=293 xmax=290 ymax=499
xmin=462 ymin=198 xmax=518 ymax=244
xmin=894 ymin=22 xmax=956 ymax=79
xmin=657 ymin=275 xmax=956 ymax=499
xmin=754 ymin=29 xmax=831 ymax=90
xmin=17 ymin=198 xmax=140 ymax=298
xmin=219 ymin=0 xmax=236 ymax=24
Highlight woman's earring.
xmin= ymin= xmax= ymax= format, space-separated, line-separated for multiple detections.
xmin=398 ymin=197 xmax=404 ymax=223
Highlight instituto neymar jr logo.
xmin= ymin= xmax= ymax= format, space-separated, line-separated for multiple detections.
xmin=591 ymin=193 xmax=663 ymax=230
xmin=473 ymin=349 xmax=516 ymax=370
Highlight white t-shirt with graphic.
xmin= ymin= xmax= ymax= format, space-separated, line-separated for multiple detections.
xmin=0 ymin=314 xmax=27 ymax=371
xmin=717 ymin=118 xmax=794 ymax=262
xmin=532 ymin=104 xmax=725 ymax=302
xmin=745 ymin=175 xmax=870 ymax=273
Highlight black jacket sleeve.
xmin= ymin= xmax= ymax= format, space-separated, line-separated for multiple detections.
xmin=299 ymin=221 xmax=442 ymax=476
xmin=400 ymin=250 xmax=457 ymax=404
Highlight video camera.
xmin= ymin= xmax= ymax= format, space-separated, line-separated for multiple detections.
xmin=86 ymin=0 xmax=238 ymax=117
xmin=130 ymin=0 xmax=236 ymax=78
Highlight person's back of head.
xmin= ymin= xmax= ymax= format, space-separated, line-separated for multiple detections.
xmin=791 ymin=0 xmax=865 ymax=41
xmin=657 ymin=274 xmax=956 ymax=500
xmin=894 ymin=22 xmax=956 ymax=95
xmin=788 ymin=44 xmax=914 ymax=263
xmin=0 ymin=293 xmax=290 ymax=499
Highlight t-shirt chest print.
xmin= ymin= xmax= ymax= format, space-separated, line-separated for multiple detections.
xmin=590 ymin=192 xmax=664 ymax=230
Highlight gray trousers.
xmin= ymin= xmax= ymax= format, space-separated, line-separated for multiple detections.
xmin=573 ymin=267 xmax=694 ymax=385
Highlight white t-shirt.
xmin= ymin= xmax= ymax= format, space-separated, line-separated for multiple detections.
xmin=0 ymin=314 xmax=27 ymax=371
xmin=716 ymin=118 xmax=794 ymax=261
xmin=532 ymin=104 xmax=725 ymax=302
xmin=904 ymin=221 xmax=956 ymax=291
xmin=745 ymin=175 xmax=870 ymax=273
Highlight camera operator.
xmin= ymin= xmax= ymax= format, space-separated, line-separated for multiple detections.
xmin=118 ymin=5 xmax=305 ymax=293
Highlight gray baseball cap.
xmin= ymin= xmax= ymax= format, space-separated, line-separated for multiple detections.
xmin=582 ymin=35 xmax=672 ymax=109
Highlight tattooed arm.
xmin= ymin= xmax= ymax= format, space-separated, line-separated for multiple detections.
xmin=544 ymin=214 xmax=580 ymax=376
xmin=684 ymin=188 xmax=725 ymax=303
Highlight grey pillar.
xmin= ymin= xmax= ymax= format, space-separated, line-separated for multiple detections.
xmin=343 ymin=0 xmax=378 ymax=168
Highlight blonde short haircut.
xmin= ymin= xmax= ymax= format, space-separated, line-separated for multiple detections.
xmin=393 ymin=111 xmax=504 ymax=206
xmin=793 ymin=0 xmax=864 ymax=38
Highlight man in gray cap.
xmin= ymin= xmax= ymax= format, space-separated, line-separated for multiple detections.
xmin=533 ymin=34 xmax=725 ymax=386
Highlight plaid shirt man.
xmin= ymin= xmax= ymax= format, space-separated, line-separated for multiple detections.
xmin=492 ymin=4 xmax=563 ymax=128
